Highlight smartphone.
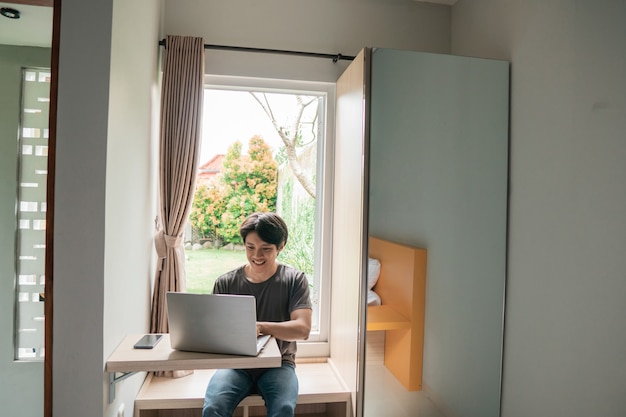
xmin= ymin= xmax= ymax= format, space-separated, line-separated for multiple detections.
xmin=133 ymin=334 xmax=162 ymax=349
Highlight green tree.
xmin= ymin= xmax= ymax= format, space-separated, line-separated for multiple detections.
xmin=190 ymin=179 xmax=229 ymax=241
xmin=194 ymin=135 xmax=278 ymax=244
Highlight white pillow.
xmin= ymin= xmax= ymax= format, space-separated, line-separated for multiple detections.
xmin=367 ymin=290 xmax=381 ymax=306
xmin=368 ymin=257 xmax=381 ymax=290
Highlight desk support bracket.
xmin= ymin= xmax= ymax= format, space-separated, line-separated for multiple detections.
xmin=108 ymin=371 xmax=138 ymax=403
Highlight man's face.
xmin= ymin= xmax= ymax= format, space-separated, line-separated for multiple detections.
xmin=244 ymin=231 xmax=284 ymax=275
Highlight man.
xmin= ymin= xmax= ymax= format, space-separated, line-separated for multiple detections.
xmin=203 ymin=212 xmax=312 ymax=417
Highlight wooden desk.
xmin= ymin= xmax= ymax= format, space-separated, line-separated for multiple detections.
xmin=105 ymin=334 xmax=281 ymax=402
xmin=106 ymin=334 xmax=281 ymax=372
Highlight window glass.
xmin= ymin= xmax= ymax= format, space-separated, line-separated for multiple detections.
xmin=15 ymin=68 xmax=50 ymax=361
xmin=185 ymin=77 xmax=334 ymax=346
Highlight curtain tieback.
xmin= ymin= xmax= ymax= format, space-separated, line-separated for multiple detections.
xmin=154 ymin=229 xmax=184 ymax=271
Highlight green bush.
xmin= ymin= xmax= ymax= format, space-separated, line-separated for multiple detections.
xmin=277 ymin=179 xmax=315 ymax=276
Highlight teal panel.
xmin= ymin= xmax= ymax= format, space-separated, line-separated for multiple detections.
xmin=368 ymin=48 xmax=509 ymax=417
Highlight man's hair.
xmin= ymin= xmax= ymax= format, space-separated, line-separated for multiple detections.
xmin=240 ymin=212 xmax=289 ymax=248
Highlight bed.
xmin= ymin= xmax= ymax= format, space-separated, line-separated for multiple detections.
xmin=366 ymin=236 xmax=427 ymax=391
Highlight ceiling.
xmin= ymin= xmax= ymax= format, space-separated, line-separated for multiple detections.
xmin=0 ymin=0 xmax=456 ymax=48
xmin=0 ymin=1 xmax=52 ymax=47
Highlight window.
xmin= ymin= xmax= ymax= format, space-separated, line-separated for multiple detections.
xmin=185 ymin=75 xmax=334 ymax=353
xmin=14 ymin=68 xmax=50 ymax=361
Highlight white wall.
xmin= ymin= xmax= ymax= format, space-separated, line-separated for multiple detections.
xmin=451 ymin=1 xmax=626 ymax=416
xmin=54 ymin=0 xmax=113 ymax=414
xmin=54 ymin=0 xmax=161 ymax=416
xmin=163 ymin=0 xmax=451 ymax=83
xmin=103 ymin=0 xmax=162 ymax=416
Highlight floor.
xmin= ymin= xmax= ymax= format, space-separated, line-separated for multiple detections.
xmin=363 ymin=332 xmax=444 ymax=417
xmin=363 ymin=363 xmax=444 ymax=417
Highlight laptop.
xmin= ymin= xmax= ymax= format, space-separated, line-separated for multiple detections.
xmin=166 ymin=292 xmax=271 ymax=356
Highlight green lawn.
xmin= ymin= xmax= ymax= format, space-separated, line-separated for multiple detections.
xmin=185 ymin=248 xmax=246 ymax=293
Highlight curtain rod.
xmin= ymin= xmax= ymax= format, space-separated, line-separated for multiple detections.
xmin=158 ymin=39 xmax=354 ymax=63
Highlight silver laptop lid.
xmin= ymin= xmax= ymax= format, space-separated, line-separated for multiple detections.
xmin=166 ymin=292 xmax=262 ymax=356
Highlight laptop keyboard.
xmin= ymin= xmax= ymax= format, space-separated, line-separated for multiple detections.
xmin=256 ymin=335 xmax=271 ymax=353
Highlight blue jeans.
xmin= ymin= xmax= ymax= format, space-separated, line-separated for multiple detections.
xmin=202 ymin=362 xmax=299 ymax=417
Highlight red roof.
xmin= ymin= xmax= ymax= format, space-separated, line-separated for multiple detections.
xmin=198 ymin=154 xmax=225 ymax=182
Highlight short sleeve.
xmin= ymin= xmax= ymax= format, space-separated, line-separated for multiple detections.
xmin=289 ymin=271 xmax=312 ymax=313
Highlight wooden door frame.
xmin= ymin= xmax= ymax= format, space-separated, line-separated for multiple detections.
xmin=44 ymin=0 xmax=60 ymax=416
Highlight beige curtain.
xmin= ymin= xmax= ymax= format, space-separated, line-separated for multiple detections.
xmin=151 ymin=35 xmax=204 ymax=336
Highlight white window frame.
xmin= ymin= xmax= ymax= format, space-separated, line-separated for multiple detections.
xmin=203 ymin=74 xmax=335 ymax=357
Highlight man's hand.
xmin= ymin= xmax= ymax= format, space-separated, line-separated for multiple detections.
xmin=256 ymin=308 xmax=312 ymax=341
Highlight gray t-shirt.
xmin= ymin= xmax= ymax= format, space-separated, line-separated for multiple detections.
xmin=212 ymin=264 xmax=312 ymax=365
